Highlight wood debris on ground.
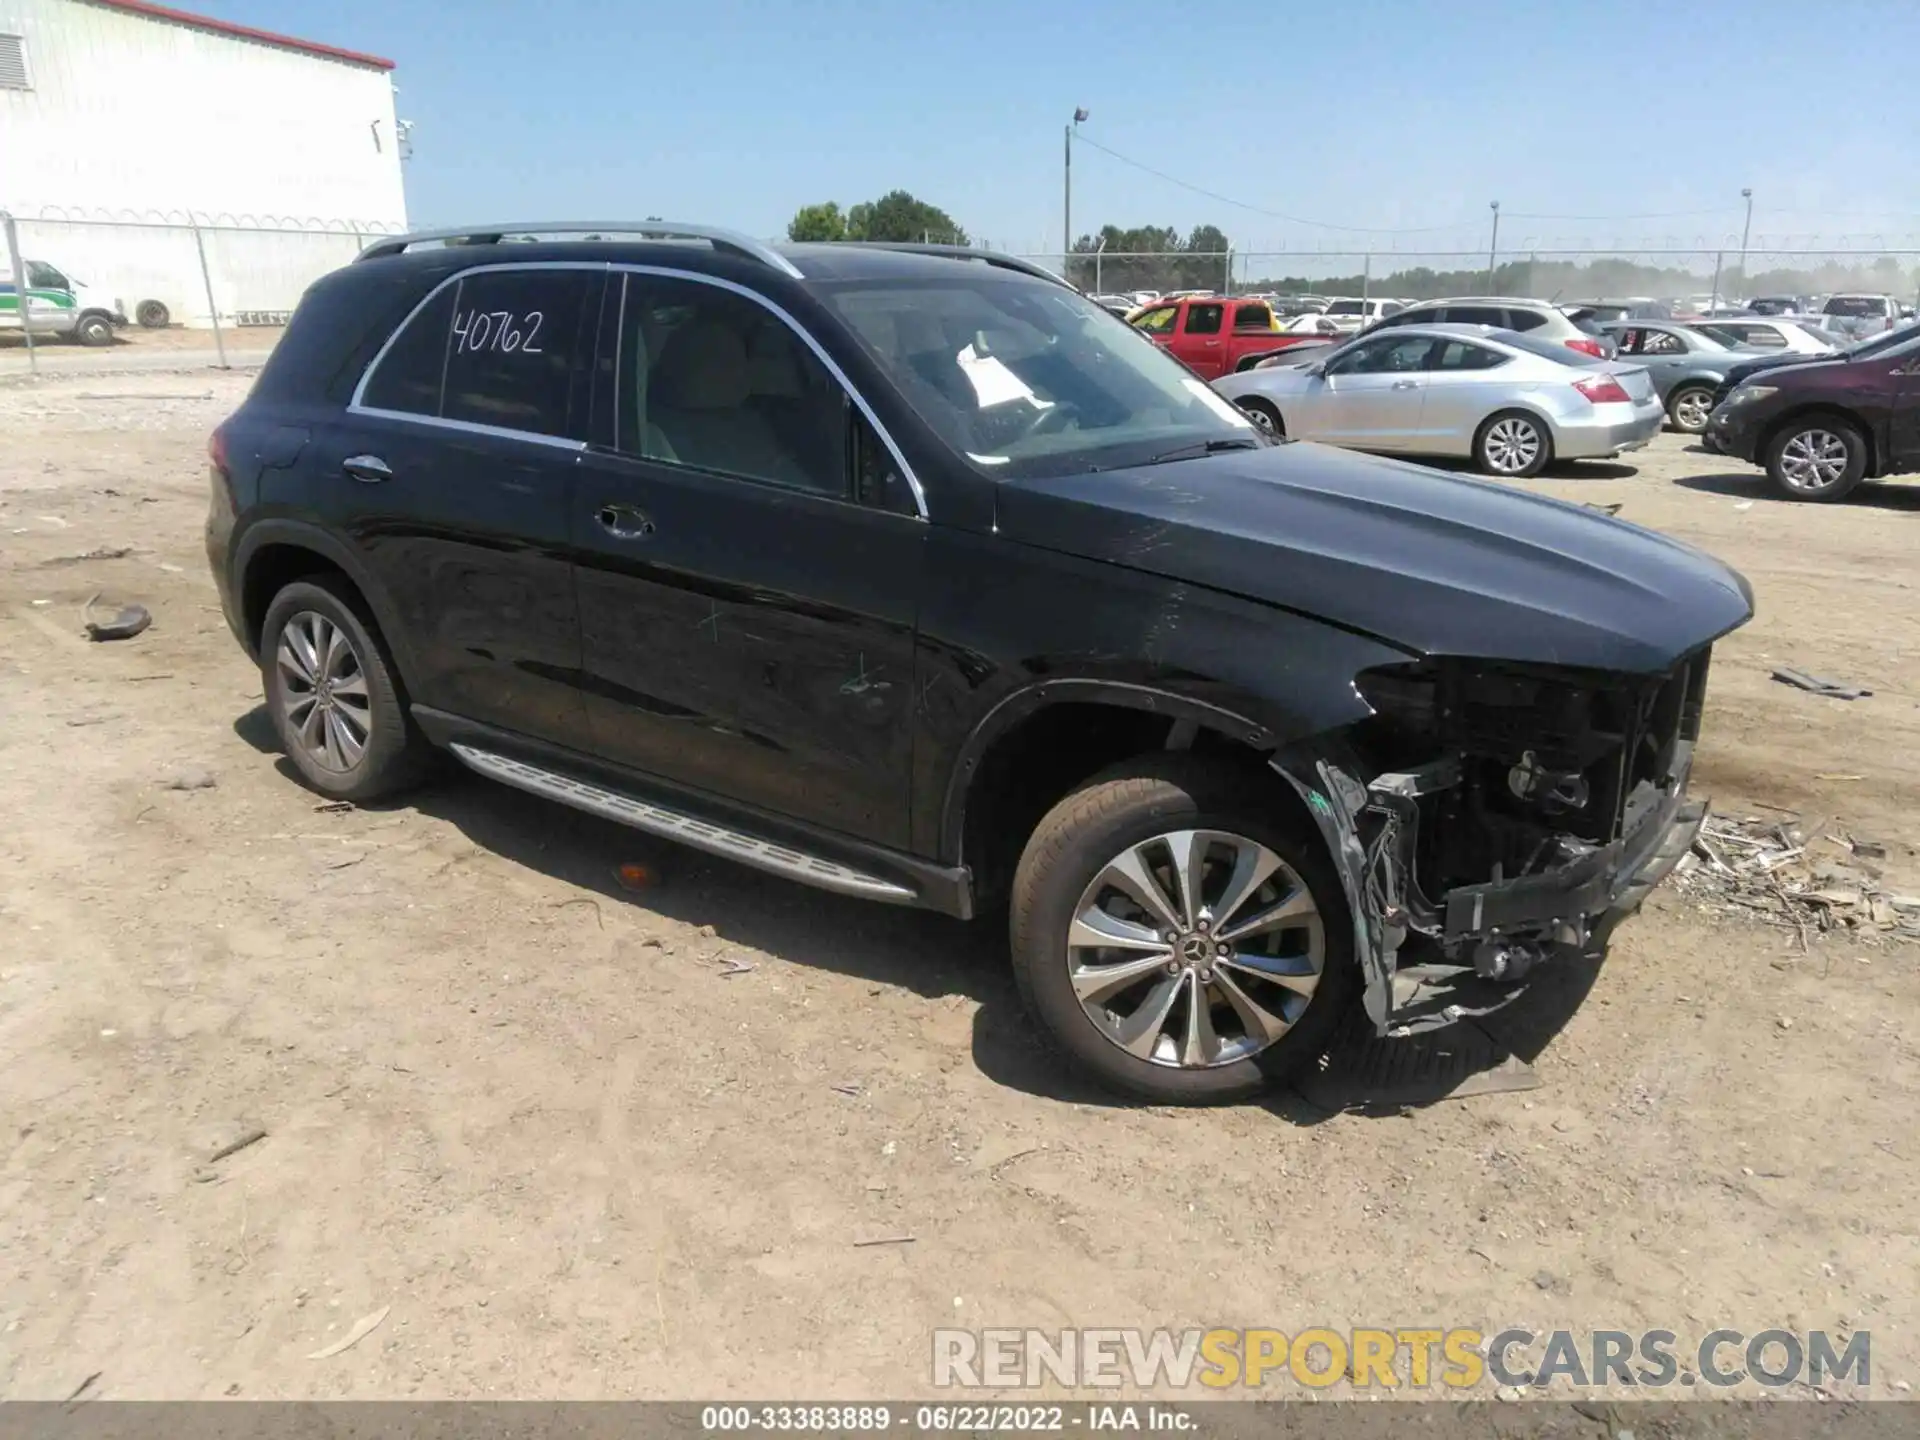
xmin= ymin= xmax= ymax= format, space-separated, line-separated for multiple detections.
xmin=1674 ymin=813 xmax=1920 ymax=947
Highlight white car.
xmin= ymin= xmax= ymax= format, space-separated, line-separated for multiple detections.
xmin=1318 ymin=296 xmax=1407 ymax=334
xmin=1212 ymin=323 xmax=1665 ymax=477
xmin=1687 ymin=318 xmax=1836 ymax=355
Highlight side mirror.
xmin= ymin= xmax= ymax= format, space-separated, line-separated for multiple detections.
xmin=1303 ymin=360 xmax=1327 ymax=377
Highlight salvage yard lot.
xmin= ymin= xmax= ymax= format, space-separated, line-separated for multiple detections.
xmin=1 ymin=366 xmax=1916 ymax=1401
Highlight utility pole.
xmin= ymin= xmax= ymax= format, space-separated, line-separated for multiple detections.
xmin=1094 ymin=234 xmax=1107 ymax=292
xmin=1738 ymin=187 xmax=1754 ymax=299
xmin=1063 ymin=107 xmax=1086 ymax=279
xmin=1486 ymin=200 xmax=1501 ymax=291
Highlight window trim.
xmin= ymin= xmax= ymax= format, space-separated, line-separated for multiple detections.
xmin=349 ymin=260 xmax=928 ymax=520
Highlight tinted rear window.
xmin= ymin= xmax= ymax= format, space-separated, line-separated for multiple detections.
xmin=1824 ymin=296 xmax=1889 ymax=318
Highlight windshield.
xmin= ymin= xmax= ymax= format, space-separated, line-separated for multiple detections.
xmin=824 ymin=276 xmax=1256 ymax=478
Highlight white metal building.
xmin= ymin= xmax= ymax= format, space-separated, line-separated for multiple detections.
xmin=1 ymin=0 xmax=408 ymax=327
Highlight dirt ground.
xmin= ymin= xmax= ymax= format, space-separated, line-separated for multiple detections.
xmin=1 ymin=363 xmax=1916 ymax=1404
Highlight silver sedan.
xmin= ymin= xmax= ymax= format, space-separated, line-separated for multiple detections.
xmin=1211 ymin=324 xmax=1665 ymax=477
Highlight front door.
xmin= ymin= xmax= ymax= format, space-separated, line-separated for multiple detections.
xmin=1172 ymin=301 xmax=1228 ymax=378
xmin=570 ymin=270 xmax=925 ymax=848
xmin=1314 ymin=333 xmax=1434 ymax=449
xmin=309 ymin=263 xmax=605 ymax=748
xmin=1889 ymin=352 xmax=1920 ymax=470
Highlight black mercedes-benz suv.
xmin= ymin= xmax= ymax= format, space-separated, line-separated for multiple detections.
xmin=206 ymin=223 xmax=1753 ymax=1104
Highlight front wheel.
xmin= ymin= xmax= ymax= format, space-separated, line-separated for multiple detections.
xmin=1009 ymin=756 xmax=1356 ymax=1104
xmin=1765 ymin=417 xmax=1866 ymax=502
xmin=73 ymin=313 xmax=115 ymax=347
xmin=1474 ymin=410 xmax=1552 ymax=478
xmin=1667 ymin=384 xmax=1715 ymax=434
xmin=1235 ymin=397 xmax=1284 ymax=437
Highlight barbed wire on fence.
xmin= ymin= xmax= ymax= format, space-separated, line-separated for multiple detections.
xmin=23 ymin=206 xmax=403 ymax=234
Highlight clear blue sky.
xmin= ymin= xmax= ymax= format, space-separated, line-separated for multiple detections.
xmin=192 ymin=0 xmax=1918 ymax=257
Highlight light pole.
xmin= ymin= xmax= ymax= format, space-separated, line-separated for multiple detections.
xmin=1738 ymin=187 xmax=1753 ymax=299
xmin=1064 ymin=107 xmax=1087 ymax=278
xmin=1094 ymin=234 xmax=1107 ymax=293
xmin=1486 ymin=200 xmax=1501 ymax=291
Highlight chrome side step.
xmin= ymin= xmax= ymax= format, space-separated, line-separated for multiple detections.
xmin=447 ymin=743 xmax=917 ymax=903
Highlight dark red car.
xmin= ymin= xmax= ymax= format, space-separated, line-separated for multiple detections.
xmin=1704 ymin=328 xmax=1920 ymax=501
xmin=1130 ymin=296 xmax=1332 ymax=379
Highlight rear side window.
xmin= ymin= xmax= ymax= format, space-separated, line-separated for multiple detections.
xmin=1503 ymin=308 xmax=1548 ymax=332
xmin=1232 ymin=303 xmax=1272 ymax=331
xmin=442 ymin=269 xmax=597 ymax=437
xmin=1185 ymin=303 xmax=1224 ymax=335
xmin=360 ymin=285 xmax=456 ymax=416
xmin=359 ymin=268 xmax=597 ymax=438
xmin=1430 ymin=340 xmax=1506 ymax=371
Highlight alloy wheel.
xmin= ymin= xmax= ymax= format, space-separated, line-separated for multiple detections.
xmin=1672 ymin=389 xmax=1713 ymax=432
xmin=1776 ymin=429 xmax=1850 ymax=493
xmin=1066 ymin=829 xmax=1325 ymax=1069
xmin=1482 ymin=417 xmax=1542 ymax=474
xmin=276 ymin=611 xmax=372 ymax=773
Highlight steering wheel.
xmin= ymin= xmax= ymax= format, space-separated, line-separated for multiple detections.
xmin=1016 ymin=402 xmax=1081 ymax=439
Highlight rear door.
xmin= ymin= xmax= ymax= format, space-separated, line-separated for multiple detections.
xmin=319 ymin=262 xmax=604 ymax=748
xmin=569 ymin=269 xmax=925 ymax=847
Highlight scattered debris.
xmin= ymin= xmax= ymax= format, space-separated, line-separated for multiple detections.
xmin=305 ymin=1304 xmax=390 ymax=1360
xmin=717 ymin=956 xmax=755 ymax=978
xmin=207 ymin=1126 xmax=267 ymax=1164
xmin=1733 ymin=500 xmax=1754 ymax=511
xmin=64 ymin=1371 xmax=102 ymax=1405
xmin=43 ymin=546 xmax=133 ymax=566
xmin=1583 ymin=501 xmax=1623 ymax=516
xmin=851 ymin=1234 xmax=916 ymax=1248
xmin=1771 ymin=667 xmax=1872 ymax=700
xmin=1676 ymin=814 xmax=1920 ymax=946
xmin=313 ymin=800 xmax=355 ymax=814
xmin=831 ymin=1082 xmax=863 ymax=1097
xmin=1816 ymin=773 xmax=1864 ymax=782
xmin=553 ymin=896 xmax=606 ymax=929
xmin=161 ymin=767 xmax=218 ymax=792
xmin=81 ymin=593 xmax=151 ymax=642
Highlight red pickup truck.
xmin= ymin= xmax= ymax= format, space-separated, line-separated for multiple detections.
xmin=1130 ymin=296 xmax=1334 ymax=378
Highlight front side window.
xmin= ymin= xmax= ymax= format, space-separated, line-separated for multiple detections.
xmin=1328 ymin=336 xmax=1434 ymax=375
xmin=1640 ymin=329 xmax=1688 ymax=356
xmin=25 ymin=261 xmax=68 ymax=290
xmin=1132 ymin=305 xmax=1178 ymax=334
xmin=823 ymin=275 xmax=1255 ymax=479
xmin=615 ymin=275 xmax=848 ymax=499
xmin=359 ymin=268 xmax=596 ymax=439
xmin=1185 ymin=303 xmax=1224 ymax=335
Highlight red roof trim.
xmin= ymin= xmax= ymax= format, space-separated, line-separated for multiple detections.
xmin=81 ymin=0 xmax=396 ymax=71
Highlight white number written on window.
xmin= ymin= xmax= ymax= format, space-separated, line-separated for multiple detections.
xmin=450 ymin=308 xmax=545 ymax=355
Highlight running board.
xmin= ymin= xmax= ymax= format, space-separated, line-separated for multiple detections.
xmin=447 ymin=744 xmax=917 ymax=903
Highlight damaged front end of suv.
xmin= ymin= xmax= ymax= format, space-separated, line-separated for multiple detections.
xmin=1274 ymin=648 xmax=1720 ymax=1033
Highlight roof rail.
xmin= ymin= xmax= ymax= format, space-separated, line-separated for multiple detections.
xmin=355 ymin=221 xmax=803 ymax=278
xmin=830 ymin=242 xmax=1076 ymax=290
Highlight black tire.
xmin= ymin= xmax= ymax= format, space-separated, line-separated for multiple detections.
xmin=1667 ymin=383 xmax=1715 ymax=434
xmin=73 ymin=313 xmax=115 ymax=347
xmin=1235 ymin=396 xmax=1285 ymax=437
xmin=136 ymin=300 xmax=170 ymax=329
xmin=1008 ymin=755 xmax=1357 ymax=1105
xmin=1765 ymin=415 xmax=1867 ymax=503
xmin=260 ymin=575 xmax=430 ymax=802
xmin=1473 ymin=409 xmax=1552 ymax=478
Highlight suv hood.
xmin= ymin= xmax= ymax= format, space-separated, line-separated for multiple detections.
xmin=996 ymin=443 xmax=1753 ymax=673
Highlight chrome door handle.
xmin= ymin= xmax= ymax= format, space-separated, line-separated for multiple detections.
xmin=595 ymin=503 xmax=655 ymax=539
xmin=341 ymin=454 xmax=391 ymax=483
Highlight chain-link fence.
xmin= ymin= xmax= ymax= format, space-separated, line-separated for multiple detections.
xmin=1023 ymin=247 xmax=1920 ymax=308
xmin=2 ymin=208 xmax=403 ymax=345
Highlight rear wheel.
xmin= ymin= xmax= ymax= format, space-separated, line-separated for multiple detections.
xmin=1667 ymin=383 xmax=1715 ymax=434
xmin=1474 ymin=410 xmax=1551 ymax=478
xmin=1765 ymin=417 xmax=1866 ymax=502
xmin=261 ymin=576 xmax=430 ymax=801
xmin=73 ymin=313 xmax=115 ymax=347
xmin=1009 ymin=756 xmax=1355 ymax=1104
xmin=135 ymin=300 xmax=170 ymax=329
xmin=1236 ymin=397 xmax=1284 ymax=437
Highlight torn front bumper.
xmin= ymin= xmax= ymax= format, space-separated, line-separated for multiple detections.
xmin=1274 ymin=750 xmax=1707 ymax=1035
